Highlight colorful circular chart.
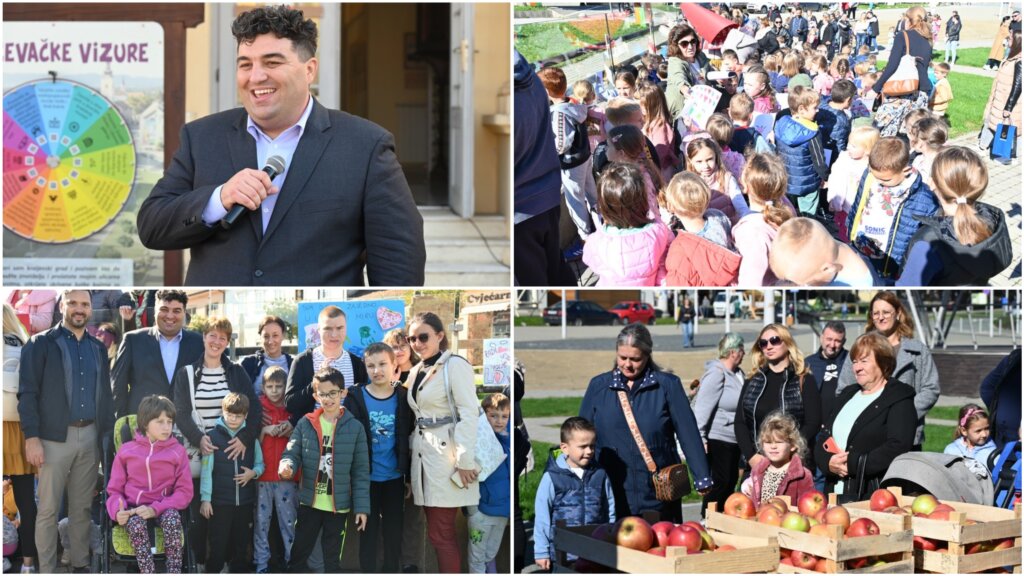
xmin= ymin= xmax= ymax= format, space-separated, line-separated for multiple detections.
xmin=3 ymin=79 xmax=136 ymax=243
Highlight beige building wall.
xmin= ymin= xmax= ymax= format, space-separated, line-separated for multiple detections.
xmin=184 ymin=5 xmax=212 ymax=122
xmin=474 ymin=3 xmax=510 ymax=218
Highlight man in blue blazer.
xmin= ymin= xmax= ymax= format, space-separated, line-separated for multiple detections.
xmin=138 ymin=6 xmax=425 ymax=286
xmin=111 ymin=290 xmax=204 ymax=418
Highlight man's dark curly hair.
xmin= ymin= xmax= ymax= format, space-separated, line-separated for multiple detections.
xmin=232 ymin=5 xmax=318 ymax=61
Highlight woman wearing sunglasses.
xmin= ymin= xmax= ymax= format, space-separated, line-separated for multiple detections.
xmin=579 ymin=323 xmax=712 ymax=522
xmin=734 ymin=324 xmax=821 ymax=482
xmin=665 ymin=23 xmax=712 ymax=120
xmin=834 ymin=291 xmax=939 ymax=452
xmin=404 ymin=312 xmax=478 ymax=573
xmin=814 ymin=332 xmax=915 ymax=502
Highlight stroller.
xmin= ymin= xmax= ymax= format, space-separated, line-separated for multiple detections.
xmin=880 ymin=452 xmax=994 ymax=504
xmin=99 ymin=414 xmax=197 ymax=573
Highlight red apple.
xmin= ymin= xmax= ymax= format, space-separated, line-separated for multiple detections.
xmin=798 ymin=490 xmax=827 ymax=517
xmin=780 ymin=547 xmax=791 ymax=560
xmin=591 ymin=523 xmax=616 ymax=543
xmin=913 ymin=536 xmax=938 ymax=551
xmin=809 ymin=523 xmax=834 ymax=537
xmin=668 ymin=525 xmax=703 ymax=552
xmin=647 ymin=546 xmax=667 ymax=556
xmin=616 ymin=516 xmax=655 ymax=551
xmin=928 ymin=509 xmax=954 ymax=521
xmin=814 ymin=557 xmax=829 ymax=572
xmin=870 ymin=488 xmax=898 ymax=512
xmin=845 ymin=517 xmax=880 ymax=537
xmin=911 ymin=494 xmax=939 ymax=516
xmin=882 ymin=505 xmax=909 ymax=516
xmin=768 ymin=497 xmax=791 ymax=513
xmin=781 ymin=511 xmax=811 ymax=533
xmin=933 ymin=503 xmax=956 ymax=514
xmin=992 ymin=538 xmax=1015 ymax=551
xmin=724 ymin=492 xmax=756 ymax=519
xmin=823 ymin=505 xmax=851 ymax=530
xmin=650 ymin=521 xmax=675 ymax=548
xmin=847 ymin=556 xmax=869 ymax=569
xmin=791 ymin=549 xmax=819 ymax=569
xmin=757 ymin=506 xmax=783 ymax=526
xmin=779 ymin=557 xmax=794 ymax=566
xmin=682 ymin=520 xmax=714 ymax=549
xmin=966 ymin=541 xmax=992 ymax=555
xmin=716 ymin=544 xmax=736 ymax=552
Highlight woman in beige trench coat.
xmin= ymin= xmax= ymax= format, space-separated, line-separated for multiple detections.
xmin=406 ymin=312 xmax=479 ymax=573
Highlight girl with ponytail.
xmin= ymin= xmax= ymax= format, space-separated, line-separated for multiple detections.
xmin=897 ymin=146 xmax=1012 ymax=286
xmin=731 ymin=152 xmax=796 ymax=286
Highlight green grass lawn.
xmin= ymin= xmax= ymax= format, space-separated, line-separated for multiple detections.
xmin=876 ymin=61 xmax=992 ymax=139
xmin=926 ymin=405 xmax=963 ymax=422
xmin=931 ymin=47 xmax=995 ymax=70
xmin=520 ymin=397 xmax=583 ymax=418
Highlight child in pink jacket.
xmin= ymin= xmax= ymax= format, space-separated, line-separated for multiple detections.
xmin=732 ymin=153 xmax=796 ymax=286
xmin=583 ymin=163 xmax=672 ymax=286
xmin=106 ymin=395 xmax=193 ymax=574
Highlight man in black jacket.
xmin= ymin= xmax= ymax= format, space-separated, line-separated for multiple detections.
xmin=112 ymin=289 xmax=204 ymax=417
xmin=18 ymin=290 xmax=115 ymax=574
xmin=804 ymin=322 xmax=849 ymax=422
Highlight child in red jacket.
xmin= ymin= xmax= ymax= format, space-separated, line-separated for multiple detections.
xmin=105 ymin=395 xmax=192 ymax=573
xmin=741 ymin=411 xmax=816 ymax=505
xmin=254 ymin=366 xmax=297 ymax=573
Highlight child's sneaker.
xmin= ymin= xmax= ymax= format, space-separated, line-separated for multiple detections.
xmin=19 ymin=565 xmax=36 ymax=574
xmin=562 ymin=238 xmax=584 ymax=262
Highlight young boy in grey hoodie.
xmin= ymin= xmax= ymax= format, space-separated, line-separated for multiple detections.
xmin=537 ymin=66 xmax=598 ymax=245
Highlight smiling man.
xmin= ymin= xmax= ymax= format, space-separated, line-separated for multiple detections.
xmin=112 ymin=289 xmax=204 ymax=418
xmin=138 ymin=5 xmax=425 ymax=286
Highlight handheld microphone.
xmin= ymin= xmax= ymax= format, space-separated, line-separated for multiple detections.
xmin=220 ymin=155 xmax=287 ymax=230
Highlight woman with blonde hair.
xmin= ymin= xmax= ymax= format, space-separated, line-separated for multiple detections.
xmin=873 ymin=6 xmax=935 ymax=136
xmin=836 ymin=292 xmax=940 ymax=451
xmin=734 ymin=323 xmax=821 ymax=480
xmin=3 ymin=303 xmax=37 ymax=573
xmin=898 ymin=146 xmax=1012 ymax=286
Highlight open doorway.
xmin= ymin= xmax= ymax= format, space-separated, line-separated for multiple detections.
xmin=340 ymin=4 xmax=450 ymax=206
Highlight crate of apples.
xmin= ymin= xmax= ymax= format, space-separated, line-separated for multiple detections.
xmin=551 ymin=515 xmax=780 ymax=573
xmin=707 ymin=491 xmax=915 ymax=573
xmin=844 ymin=486 xmax=1022 ymax=573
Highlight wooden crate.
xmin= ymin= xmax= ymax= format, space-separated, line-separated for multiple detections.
xmin=844 ymin=486 xmax=1022 ymax=573
xmin=706 ymin=501 xmax=914 ymax=573
xmin=552 ymin=523 xmax=780 ymax=574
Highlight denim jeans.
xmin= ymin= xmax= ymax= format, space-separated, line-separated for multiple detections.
xmin=681 ymin=321 xmax=694 ymax=348
xmin=945 ymin=40 xmax=958 ymax=63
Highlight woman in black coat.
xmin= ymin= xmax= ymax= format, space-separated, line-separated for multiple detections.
xmin=815 ymin=333 xmax=916 ymax=502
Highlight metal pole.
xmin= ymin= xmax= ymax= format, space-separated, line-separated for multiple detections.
xmin=724 ymin=289 xmax=731 ymax=333
xmin=605 ymin=7 xmax=616 ymax=69
xmin=904 ymin=289 xmax=928 ymax=348
xmin=781 ymin=290 xmax=787 ymax=326
xmin=561 ymin=290 xmax=567 ymax=340
xmin=693 ymin=289 xmax=699 ymax=338
xmin=989 ymin=292 xmax=995 ymax=338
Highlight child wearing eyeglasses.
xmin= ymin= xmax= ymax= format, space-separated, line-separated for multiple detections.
xmin=279 ymin=367 xmax=370 ymax=573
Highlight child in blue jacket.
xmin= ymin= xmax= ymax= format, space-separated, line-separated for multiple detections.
xmin=469 ymin=393 xmax=511 ymax=573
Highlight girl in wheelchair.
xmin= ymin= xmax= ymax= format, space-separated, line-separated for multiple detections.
xmin=105 ymin=395 xmax=192 ymax=573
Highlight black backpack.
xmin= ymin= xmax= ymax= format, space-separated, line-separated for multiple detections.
xmin=559 ymin=116 xmax=591 ymax=170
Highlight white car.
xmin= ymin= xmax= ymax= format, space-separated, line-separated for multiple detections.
xmin=712 ymin=293 xmax=750 ymax=317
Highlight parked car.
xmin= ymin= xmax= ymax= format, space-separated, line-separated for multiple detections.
xmin=712 ymin=293 xmax=752 ymax=317
xmin=543 ymin=300 xmax=619 ymax=326
xmin=609 ymin=301 xmax=656 ymax=325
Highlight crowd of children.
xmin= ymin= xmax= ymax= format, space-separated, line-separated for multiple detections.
xmin=75 ymin=343 xmax=511 ymax=574
xmin=536 ymin=9 xmax=1014 ymax=288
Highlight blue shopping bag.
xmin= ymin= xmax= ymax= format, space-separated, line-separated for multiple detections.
xmin=991 ymin=123 xmax=1017 ymax=161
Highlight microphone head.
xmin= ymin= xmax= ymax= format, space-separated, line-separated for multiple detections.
xmin=265 ymin=155 xmax=286 ymax=176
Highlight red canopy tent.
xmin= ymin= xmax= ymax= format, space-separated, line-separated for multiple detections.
xmin=679 ymin=3 xmax=738 ymax=45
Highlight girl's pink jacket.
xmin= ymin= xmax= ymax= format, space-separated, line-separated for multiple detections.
xmin=749 ymin=453 xmax=816 ymax=505
xmin=105 ymin=433 xmax=193 ymax=520
xmin=583 ymin=221 xmax=673 ymax=286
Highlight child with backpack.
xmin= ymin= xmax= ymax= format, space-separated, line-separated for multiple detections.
xmin=538 ymin=67 xmax=598 ymax=242
xmin=105 ymin=395 xmax=192 ymax=574
xmin=944 ymin=404 xmax=998 ymax=474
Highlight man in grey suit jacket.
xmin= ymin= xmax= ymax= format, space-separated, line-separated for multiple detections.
xmin=111 ymin=290 xmax=204 ymax=418
xmin=138 ymin=6 xmax=425 ymax=286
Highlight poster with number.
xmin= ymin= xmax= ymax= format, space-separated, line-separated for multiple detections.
xmin=3 ymin=22 xmax=164 ymax=286
xmin=296 ymin=300 xmax=406 ymax=358
xmin=483 ymin=338 xmax=511 ymax=389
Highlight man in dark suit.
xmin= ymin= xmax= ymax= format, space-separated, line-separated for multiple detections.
xmin=112 ymin=289 xmax=204 ymax=418
xmin=138 ymin=5 xmax=425 ymax=286
xmin=18 ymin=290 xmax=114 ymax=574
